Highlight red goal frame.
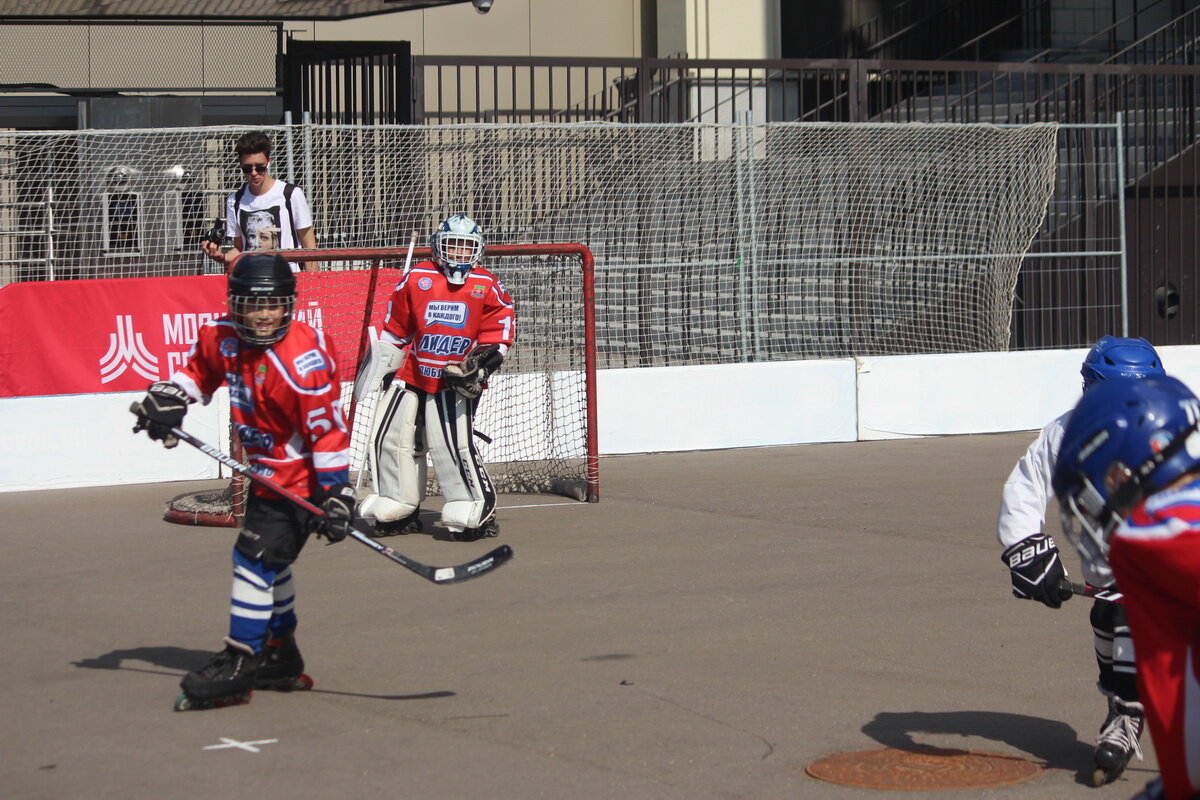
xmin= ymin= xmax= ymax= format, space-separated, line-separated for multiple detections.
xmin=163 ymin=243 xmax=599 ymax=527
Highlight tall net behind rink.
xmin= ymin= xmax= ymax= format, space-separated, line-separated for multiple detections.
xmin=0 ymin=122 xmax=1057 ymax=359
xmin=164 ymin=244 xmax=598 ymax=527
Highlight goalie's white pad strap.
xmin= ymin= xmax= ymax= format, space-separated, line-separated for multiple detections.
xmin=364 ymin=385 xmax=425 ymax=522
xmin=353 ymin=338 xmax=406 ymax=404
xmin=426 ymin=390 xmax=496 ymax=530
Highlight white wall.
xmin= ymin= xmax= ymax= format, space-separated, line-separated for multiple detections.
xmin=6 ymin=345 xmax=1200 ymax=491
xmin=299 ymin=0 xmax=644 ymax=58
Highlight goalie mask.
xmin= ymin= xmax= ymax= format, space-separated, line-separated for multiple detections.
xmin=430 ymin=214 xmax=485 ymax=286
xmin=228 ymin=253 xmax=296 ymax=347
xmin=1081 ymin=335 xmax=1164 ymax=389
xmin=1052 ymin=375 xmax=1200 ymax=571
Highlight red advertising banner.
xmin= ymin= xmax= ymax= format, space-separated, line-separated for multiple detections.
xmin=0 ymin=272 xmax=387 ymax=398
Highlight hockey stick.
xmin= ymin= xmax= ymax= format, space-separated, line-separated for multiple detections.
xmin=401 ymin=229 xmax=417 ymax=276
xmin=142 ymin=416 xmax=512 ymax=585
xmin=1058 ymin=579 xmax=1124 ymax=604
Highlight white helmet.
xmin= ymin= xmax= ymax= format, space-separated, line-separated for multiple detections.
xmin=430 ymin=214 xmax=485 ymax=285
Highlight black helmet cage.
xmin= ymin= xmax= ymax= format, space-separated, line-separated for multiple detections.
xmin=228 ymin=253 xmax=296 ymax=346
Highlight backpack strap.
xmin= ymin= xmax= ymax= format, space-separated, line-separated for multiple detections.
xmin=282 ymin=182 xmax=299 ymax=246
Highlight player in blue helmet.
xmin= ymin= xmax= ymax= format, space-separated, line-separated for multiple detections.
xmin=996 ymin=335 xmax=1165 ymax=786
xmin=1053 ymin=375 xmax=1200 ymax=800
xmin=1082 ymin=336 xmax=1164 ymax=388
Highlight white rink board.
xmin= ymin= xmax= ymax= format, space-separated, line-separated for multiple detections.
xmin=856 ymin=349 xmax=1088 ymax=440
xmin=5 ymin=346 xmax=1200 ymax=491
xmin=856 ymin=345 xmax=1200 ymax=441
xmin=0 ymin=389 xmax=229 ymax=491
xmin=597 ymin=359 xmax=858 ymax=454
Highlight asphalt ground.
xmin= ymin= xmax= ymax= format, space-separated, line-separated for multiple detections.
xmin=1 ymin=432 xmax=1160 ymax=800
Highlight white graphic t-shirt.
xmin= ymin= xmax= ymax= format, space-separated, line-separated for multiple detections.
xmin=224 ymin=179 xmax=314 ymax=272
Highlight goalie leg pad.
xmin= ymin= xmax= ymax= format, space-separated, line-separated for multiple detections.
xmin=362 ymin=385 xmax=426 ymax=523
xmin=425 ymin=390 xmax=496 ymax=531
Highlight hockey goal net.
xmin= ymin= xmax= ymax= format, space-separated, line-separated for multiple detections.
xmin=163 ymin=243 xmax=599 ymax=527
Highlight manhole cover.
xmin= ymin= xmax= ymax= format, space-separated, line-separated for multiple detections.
xmin=806 ymin=747 xmax=1043 ymax=790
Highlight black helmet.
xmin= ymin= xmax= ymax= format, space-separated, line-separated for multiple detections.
xmin=228 ymin=253 xmax=296 ymax=346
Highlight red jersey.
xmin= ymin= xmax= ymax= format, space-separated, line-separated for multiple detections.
xmin=1109 ymin=483 xmax=1200 ymax=800
xmin=170 ymin=318 xmax=351 ymax=498
xmin=381 ymin=261 xmax=516 ymax=393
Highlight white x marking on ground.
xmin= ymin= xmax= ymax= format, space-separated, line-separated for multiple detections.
xmin=203 ymin=737 xmax=279 ymax=753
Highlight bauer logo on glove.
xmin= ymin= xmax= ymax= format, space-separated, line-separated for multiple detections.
xmin=130 ymin=381 xmax=193 ymax=448
xmin=1001 ymin=533 xmax=1074 ymax=608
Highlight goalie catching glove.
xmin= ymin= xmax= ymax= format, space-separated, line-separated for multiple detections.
xmin=318 ymin=484 xmax=357 ymax=543
xmin=1001 ymin=533 xmax=1073 ymax=609
xmin=131 ymin=381 xmax=192 ymax=448
xmin=443 ymin=343 xmax=504 ymax=400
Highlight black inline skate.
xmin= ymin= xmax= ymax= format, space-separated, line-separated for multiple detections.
xmin=371 ymin=509 xmax=423 ymax=538
xmin=453 ymin=517 xmax=499 ymax=542
xmin=174 ymin=639 xmax=265 ymax=711
xmin=1092 ymin=696 xmax=1144 ymax=786
xmin=255 ymin=632 xmax=314 ymax=692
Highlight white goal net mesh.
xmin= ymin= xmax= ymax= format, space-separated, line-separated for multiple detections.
xmin=0 ymin=121 xmax=1057 ymax=363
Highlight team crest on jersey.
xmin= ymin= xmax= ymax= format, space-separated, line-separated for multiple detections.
xmin=424 ymin=301 xmax=468 ymax=329
xmin=229 ymin=373 xmax=253 ymax=412
xmin=254 ymin=363 xmax=268 ymax=385
xmin=471 ymin=284 xmax=485 ymax=298
xmin=293 ymin=349 xmax=326 ymax=377
xmin=418 ymin=276 xmax=434 ymax=291
xmin=236 ymin=423 xmax=275 ymax=451
xmin=220 ymin=337 xmax=240 ymax=357
xmin=250 ymin=462 xmax=276 ymax=478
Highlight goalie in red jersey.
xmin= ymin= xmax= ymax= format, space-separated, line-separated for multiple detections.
xmin=356 ymin=214 xmax=515 ymax=541
xmin=131 ymin=253 xmax=354 ymax=710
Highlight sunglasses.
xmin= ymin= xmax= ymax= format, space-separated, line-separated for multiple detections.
xmin=240 ymin=163 xmax=269 ymax=174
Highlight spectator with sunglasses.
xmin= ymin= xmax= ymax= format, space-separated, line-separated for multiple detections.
xmin=202 ymin=131 xmax=319 ymax=272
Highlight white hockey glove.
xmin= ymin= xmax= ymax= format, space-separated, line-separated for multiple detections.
xmin=443 ymin=344 xmax=504 ymax=400
xmin=130 ymin=381 xmax=192 ymax=448
xmin=353 ymin=339 xmax=406 ymax=403
xmin=1001 ymin=533 xmax=1073 ymax=609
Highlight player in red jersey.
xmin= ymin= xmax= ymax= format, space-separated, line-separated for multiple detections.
xmin=1054 ymin=376 xmax=1200 ymax=799
xmin=132 ymin=253 xmax=355 ymax=710
xmin=356 ymin=214 xmax=515 ymax=541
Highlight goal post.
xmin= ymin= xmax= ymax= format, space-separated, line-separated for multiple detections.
xmin=163 ymin=242 xmax=599 ymax=527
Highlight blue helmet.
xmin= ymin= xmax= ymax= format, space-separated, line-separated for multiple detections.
xmin=1081 ymin=335 xmax=1164 ymax=389
xmin=1052 ymin=375 xmax=1200 ymax=568
xmin=430 ymin=213 xmax=485 ymax=285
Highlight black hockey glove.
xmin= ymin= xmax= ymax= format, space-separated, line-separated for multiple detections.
xmin=130 ymin=381 xmax=191 ymax=448
xmin=318 ymin=484 xmax=357 ymax=544
xmin=1001 ymin=533 xmax=1073 ymax=609
xmin=443 ymin=343 xmax=504 ymax=400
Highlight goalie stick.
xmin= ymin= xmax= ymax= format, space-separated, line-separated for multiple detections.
xmin=138 ymin=413 xmax=512 ymax=585
xmin=1058 ymin=579 xmax=1124 ymax=604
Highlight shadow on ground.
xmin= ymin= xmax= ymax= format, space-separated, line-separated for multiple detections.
xmin=71 ymin=646 xmax=456 ymax=701
xmin=862 ymin=710 xmax=1098 ymax=785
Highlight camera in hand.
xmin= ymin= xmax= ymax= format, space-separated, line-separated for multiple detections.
xmin=203 ymin=218 xmax=226 ymax=247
